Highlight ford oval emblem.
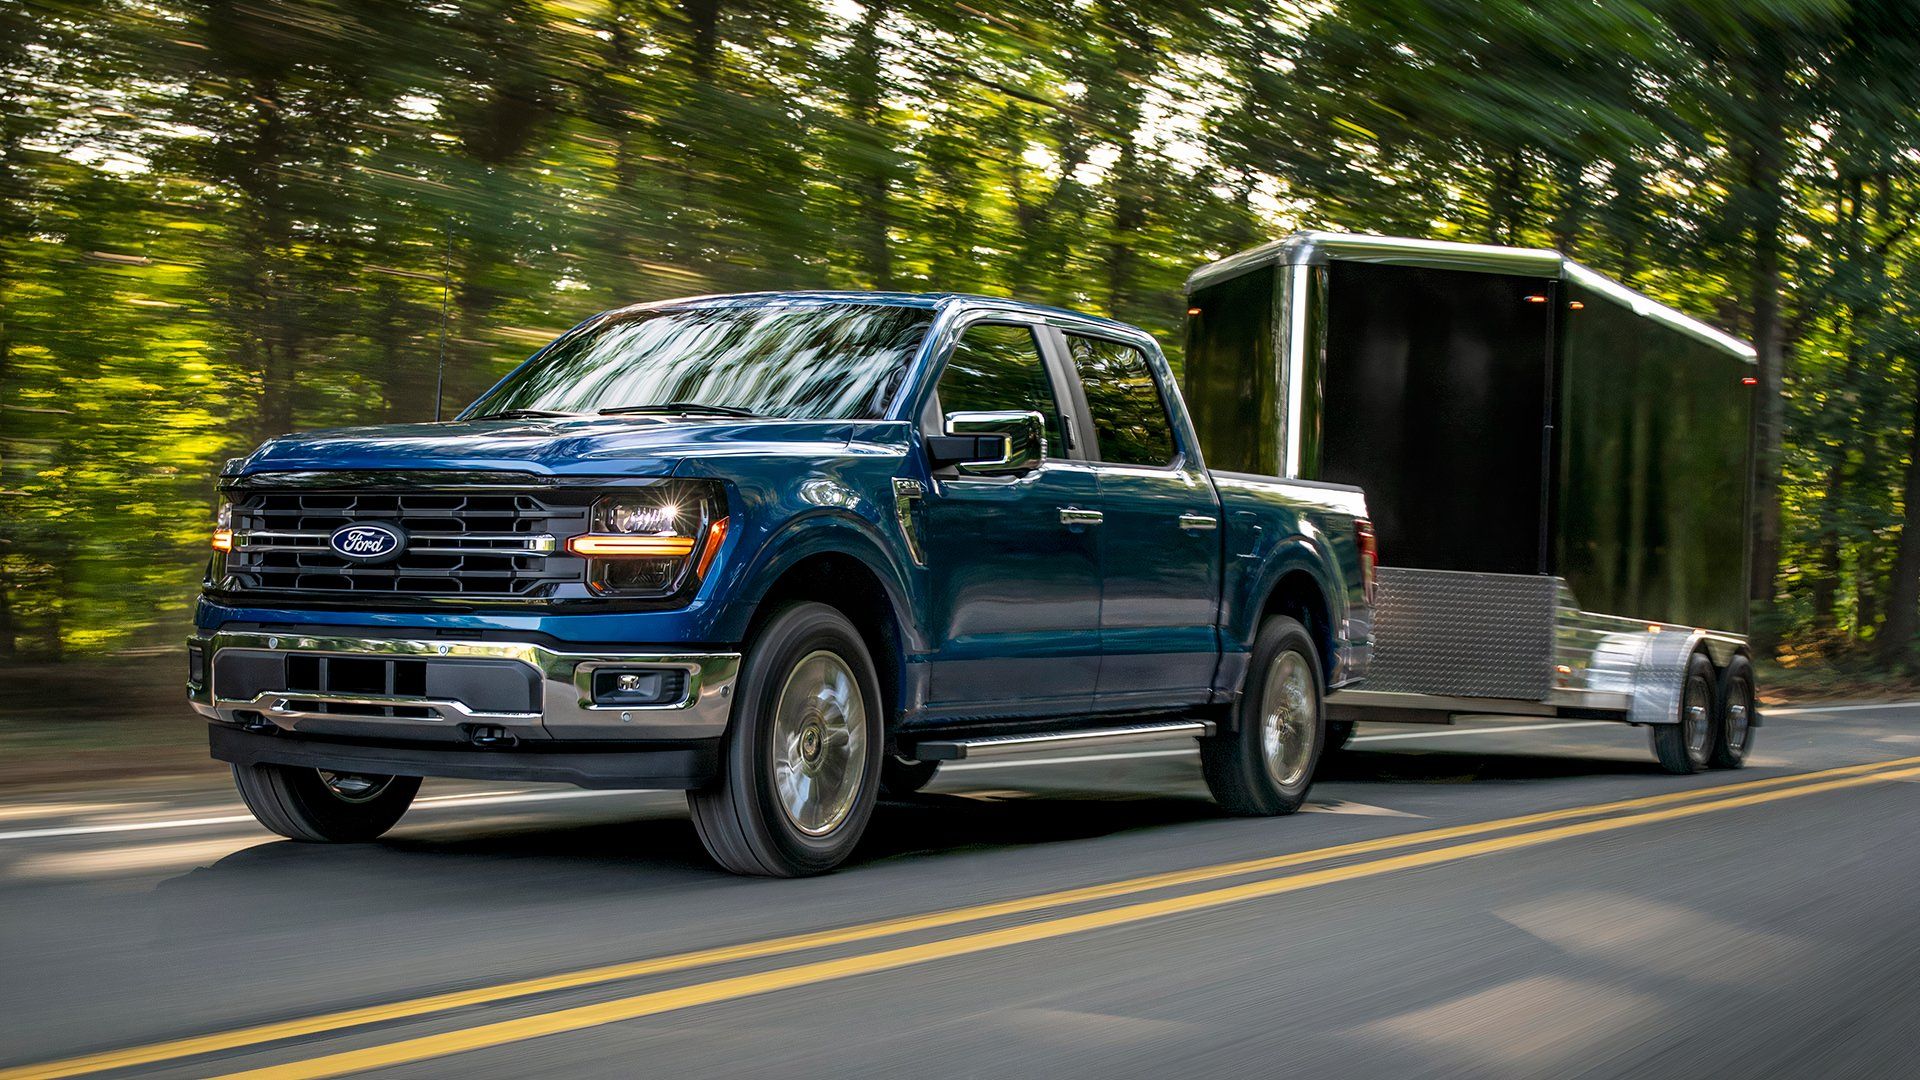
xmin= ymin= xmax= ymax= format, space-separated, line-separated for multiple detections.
xmin=329 ymin=522 xmax=407 ymax=563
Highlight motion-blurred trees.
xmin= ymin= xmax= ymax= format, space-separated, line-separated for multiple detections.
xmin=1 ymin=0 xmax=1918 ymax=672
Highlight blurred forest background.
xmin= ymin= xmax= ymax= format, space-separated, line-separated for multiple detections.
xmin=3 ymin=0 xmax=1920 ymax=684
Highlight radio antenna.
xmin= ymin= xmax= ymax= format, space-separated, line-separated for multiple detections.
xmin=433 ymin=219 xmax=452 ymax=421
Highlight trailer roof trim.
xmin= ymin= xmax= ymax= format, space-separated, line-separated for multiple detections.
xmin=1561 ymin=261 xmax=1758 ymax=361
xmin=1186 ymin=230 xmax=1757 ymax=363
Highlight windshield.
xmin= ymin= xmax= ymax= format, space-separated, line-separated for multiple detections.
xmin=464 ymin=302 xmax=934 ymax=421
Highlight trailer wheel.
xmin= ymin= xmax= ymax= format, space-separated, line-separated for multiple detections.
xmin=1709 ymin=655 xmax=1757 ymax=769
xmin=1202 ymin=616 xmax=1325 ymax=815
xmin=879 ymin=755 xmax=940 ymax=796
xmin=231 ymin=764 xmax=420 ymax=843
xmin=1650 ymin=652 xmax=1715 ymax=775
xmin=687 ymin=602 xmax=883 ymax=876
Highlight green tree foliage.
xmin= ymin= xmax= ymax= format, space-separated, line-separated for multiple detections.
xmin=0 ymin=0 xmax=1916 ymax=668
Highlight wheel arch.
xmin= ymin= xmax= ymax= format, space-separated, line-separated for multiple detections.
xmin=728 ymin=513 xmax=919 ymax=729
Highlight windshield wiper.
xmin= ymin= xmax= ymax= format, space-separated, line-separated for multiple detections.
xmin=466 ymin=408 xmax=579 ymax=421
xmin=599 ymin=402 xmax=761 ymax=418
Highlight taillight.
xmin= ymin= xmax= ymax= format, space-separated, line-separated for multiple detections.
xmin=1355 ymin=518 xmax=1377 ymax=605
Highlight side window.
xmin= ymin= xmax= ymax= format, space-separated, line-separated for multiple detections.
xmin=936 ymin=323 xmax=1066 ymax=457
xmin=1066 ymin=335 xmax=1176 ymax=467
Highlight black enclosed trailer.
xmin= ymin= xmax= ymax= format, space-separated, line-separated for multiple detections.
xmin=1183 ymin=232 xmax=1759 ymax=773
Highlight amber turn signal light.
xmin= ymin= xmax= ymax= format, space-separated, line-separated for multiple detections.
xmin=695 ymin=517 xmax=730 ymax=579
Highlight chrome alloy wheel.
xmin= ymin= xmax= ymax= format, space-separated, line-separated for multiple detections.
xmin=1683 ymin=675 xmax=1712 ymax=759
xmin=1724 ymin=675 xmax=1753 ymax=753
xmin=771 ymin=649 xmax=869 ymax=837
xmin=1259 ymin=650 xmax=1317 ymax=789
xmin=318 ymin=771 xmax=395 ymax=804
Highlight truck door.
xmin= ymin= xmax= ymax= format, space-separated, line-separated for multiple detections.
xmin=1060 ymin=330 xmax=1222 ymax=709
xmin=920 ymin=319 xmax=1102 ymax=718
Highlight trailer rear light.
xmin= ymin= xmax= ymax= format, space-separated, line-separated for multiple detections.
xmin=1355 ymin=518 xmax=1377 ymax=605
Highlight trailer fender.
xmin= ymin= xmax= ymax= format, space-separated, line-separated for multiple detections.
xmin=1586 ymin=628 xmax=1713 ymax=727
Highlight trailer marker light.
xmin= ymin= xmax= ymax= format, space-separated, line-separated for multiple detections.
xmin=1568 ymin=301 xmax=1585 ymax=310
xmin=1186 ymin=307 xmax=1202 ymax=316
xmin=1742 ymin=376 xmax=1758 ymax=385
xmin=1524 ymin=294 xmax=1548 ymax=303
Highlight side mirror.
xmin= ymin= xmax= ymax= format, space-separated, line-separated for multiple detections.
xmin=928 ymin=410 xmax=1046 ymax=476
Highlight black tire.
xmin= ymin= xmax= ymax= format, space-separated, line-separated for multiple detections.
xmin=1709 ymin=654 xmax=1757 ymax=769
xmin=1650 ymin=652 xmax=1716 ymax=775
xmin=688 ymin=602 xmax=884 ymax=876
xmin=231 ymin=763 xmax=420 ymax=843
xmin=1326 ymin=719 xmax=1357 ymax=752
xmin=1201 ymin=616 xmax=1325 ymax=816
xmin=879 ymin=755 xmax=941 ymax=797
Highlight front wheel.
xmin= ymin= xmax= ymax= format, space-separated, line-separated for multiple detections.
xmin=688 ymin=602 xmax=884 ymax=876
xmin=232 ymin=764 xmax=420 ymax=842
xmin=1201 ymin=615 xmax=1325 ymax=816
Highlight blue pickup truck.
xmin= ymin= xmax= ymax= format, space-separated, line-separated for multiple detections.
xmin=189 ymin=292 xmax=1374 ymax=875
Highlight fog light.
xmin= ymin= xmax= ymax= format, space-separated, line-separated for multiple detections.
xmin=592 ymin=668 xmax=687 ymax=707
xmin=187 ymin=643 xmax=207 ymax=686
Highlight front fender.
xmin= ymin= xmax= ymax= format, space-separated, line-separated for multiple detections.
xmin=715 ymin=507 xmax=925 ymax=651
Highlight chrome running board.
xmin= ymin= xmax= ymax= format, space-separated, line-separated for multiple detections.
xmin=907 ymin=719 xmax=1215 ymax=762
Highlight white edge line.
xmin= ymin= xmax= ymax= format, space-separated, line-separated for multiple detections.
xmin=0 ymin=788 xmax=641 ymax=842
xmin=1765 ymin=700 xmax=1920 ymax=716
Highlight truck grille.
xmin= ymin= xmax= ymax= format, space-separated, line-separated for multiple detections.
xmin=225 ymin=489 xmax=591 ymax=598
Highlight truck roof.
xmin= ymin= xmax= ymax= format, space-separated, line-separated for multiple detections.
xmin=603 ymin=289 xmax=1145 ymax=335
xmin=1186 ymin=231 xmax=1756 ymax=362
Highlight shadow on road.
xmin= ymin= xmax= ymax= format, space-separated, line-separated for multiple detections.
xmin=149 ymin=746 xmax=1668 ymax=893
xmin=1318 ymin=746 xmax=1667 ymax=785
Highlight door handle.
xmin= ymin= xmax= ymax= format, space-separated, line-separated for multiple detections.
xmin=1178 ymin=513 xmax=1219 ymax=532
xmin=1059 ymin=507 xmax=1104 ymax=527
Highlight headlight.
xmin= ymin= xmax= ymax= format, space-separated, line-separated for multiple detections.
xmin=212 ymin=500 xmax=233 ymax=552
xmin=568 ymin=483 xmax=729 ymax=597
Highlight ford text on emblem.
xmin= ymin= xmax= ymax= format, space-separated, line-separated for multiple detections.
xmin=329 ymin=522 xmax=407 ymax=563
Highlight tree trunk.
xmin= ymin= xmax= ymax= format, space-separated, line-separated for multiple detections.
xmin=1880 ymin=357 xmax=1920 ymax=665
xmin=1551 ymin=154 xmax=1585 ymax=255
xmin=1744 ymin=52 xmax=1789 ymax=634
xmin=846 ymin=0 xmax=893 ymax=289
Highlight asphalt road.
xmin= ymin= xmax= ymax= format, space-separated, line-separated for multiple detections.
xmin=3 ymin=702 xmax=1919 ymax=1079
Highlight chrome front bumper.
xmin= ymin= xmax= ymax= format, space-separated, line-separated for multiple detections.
xmin=188 ymin=630 xmax=740 ymax=743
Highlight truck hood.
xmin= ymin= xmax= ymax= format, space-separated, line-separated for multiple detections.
xmin=237 ymin=416 xmax=876 ymax=478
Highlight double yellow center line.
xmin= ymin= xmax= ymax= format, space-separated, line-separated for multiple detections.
xmin=10 ymin=755 xmax=1920 ymax=1080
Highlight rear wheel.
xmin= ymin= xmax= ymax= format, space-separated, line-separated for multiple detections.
xmin=1709 ymin=655 xmax=1756 ymax=769
xmin=1650 ymin=652 xmax=1715 ymax=775
xmin=232 ymin=764 xmax=420 ymax=843
xmin=1201 ymin=616 xmax=1325 ymax=816
xmin=879 ymin=755 xmax=940 ymax=797
xmin=688 ymin=602 xmax=883 ymax=876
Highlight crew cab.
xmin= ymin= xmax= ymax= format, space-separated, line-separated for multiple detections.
xmin=189 ymin=292 xmax=1373 ymax=876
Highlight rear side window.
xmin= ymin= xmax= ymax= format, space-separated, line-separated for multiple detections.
xmin=1067 ymin=334 xmax=1176 ymax=466
xmin=936 ymin=323 xmax=1066 ymax=456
